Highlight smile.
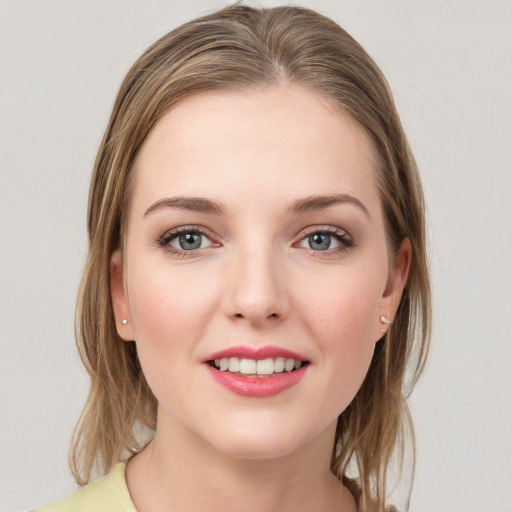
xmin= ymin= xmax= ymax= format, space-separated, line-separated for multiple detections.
xmin=210 ymin=357 xmax=306 ymax=376
xmin=204 ymin=346 xmax=310 ymax=397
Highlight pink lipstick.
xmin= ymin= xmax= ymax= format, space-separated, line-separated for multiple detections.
xmin=206 ymin=346 xmax=307 ymax=362
xmin=204 ymin=345 xmax=309 ymax=398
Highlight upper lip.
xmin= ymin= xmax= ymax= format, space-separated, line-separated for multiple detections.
xmin=204 ymin=345 xmax=309 ymax=362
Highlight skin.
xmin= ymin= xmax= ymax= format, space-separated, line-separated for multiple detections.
xmin=110 ymin=83 xmax=410 ymax=512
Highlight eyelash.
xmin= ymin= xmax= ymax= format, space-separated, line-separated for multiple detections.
xmin=296 ymin=226 xmax=354 ymax=256
xmin=156 ymin=225 xmax=354 ymax=258
xmin=156 ymin=225 xmax=217 ymax=257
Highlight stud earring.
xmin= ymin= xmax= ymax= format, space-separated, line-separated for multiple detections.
xmin=122 ymin=319 xmax=128 ymax=325
xmin=380 ymin=315 xmax=391 ymax=333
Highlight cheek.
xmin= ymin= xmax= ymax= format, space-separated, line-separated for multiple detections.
xmin=126 ymin=263 xmax=224 ymax=415
xmin=127 ymin=263 xmax=220 ymax=360
xmin=296 ymin=265 xmax=382 ymax=386
xmin=299 ymin=264 xmax=382 ymax=337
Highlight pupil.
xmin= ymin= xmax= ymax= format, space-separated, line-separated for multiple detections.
xmin=309 ymin=233 xmax=330 ymax=251
xmin=179 ymin=233 xmax=201 ymax=250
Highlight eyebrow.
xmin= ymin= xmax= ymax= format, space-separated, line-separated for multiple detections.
xmin=287 ymin=193 xmax=370 ymax=217
xmin=144 ymin=196 xmax=225 ymax=217
xmin=143 ymin=193 xmax=369 ymax=218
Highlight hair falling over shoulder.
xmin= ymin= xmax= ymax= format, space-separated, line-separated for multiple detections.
xmin=70 ymin=4 xmax=431 ymax=511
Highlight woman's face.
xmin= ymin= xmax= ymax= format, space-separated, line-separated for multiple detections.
xmin=111 ymin=84 xmax=409 ymax=460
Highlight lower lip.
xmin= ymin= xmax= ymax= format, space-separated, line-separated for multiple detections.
xmin=206 ymin=364 xmax=308 ymax=398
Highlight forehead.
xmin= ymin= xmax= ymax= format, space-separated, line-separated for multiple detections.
xmin=130 ymin=84 xmax=381 ymax=216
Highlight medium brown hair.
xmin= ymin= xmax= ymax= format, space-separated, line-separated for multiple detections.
xmin=71 ymin=5 xmax=430 ymax=510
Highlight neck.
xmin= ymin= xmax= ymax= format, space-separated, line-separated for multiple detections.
xmin=125 ymin=412 xmax=356 ymax=512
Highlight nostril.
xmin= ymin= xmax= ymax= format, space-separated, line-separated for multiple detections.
xmin=234 ymin=312 xmax=279 ymax=320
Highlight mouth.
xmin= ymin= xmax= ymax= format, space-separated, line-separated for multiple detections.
xmin=208 ymin=357 xmax=309 ymax=377
xmin=204 ymin=347 xmax=310 ymax=397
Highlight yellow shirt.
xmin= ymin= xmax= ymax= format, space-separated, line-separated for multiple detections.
xmin=34 ymin=462 xmax=398 ymax=512
xmin=34 ymin=463 xmax=137 ymax=512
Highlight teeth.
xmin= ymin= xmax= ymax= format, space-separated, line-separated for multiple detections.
xmin=256 ymin=358 xmax=274 ymax=375
xmin=274 ymin=357 xmax=285 ymax=372
xmin=284 ymin=358 xmax=295 ymax=372
xmin=228 ymin=357 xmax=240 ymax=372
xmin=239 ymin=358 xmax=257 ymax=374
xmin=212 ymin=357 xmax=304 ymax=375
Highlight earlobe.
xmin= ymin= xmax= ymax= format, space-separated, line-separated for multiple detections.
xmin=110 ymin=249 xmax=135 ymax=341
xmin=376 ymin=238 xmax=411 ymax=340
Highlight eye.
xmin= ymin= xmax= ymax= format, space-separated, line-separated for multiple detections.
xmin=303 ymin=233 xmax=334 ymax=251
xmin=157 ymin=226 xmax=217 ymax=254
xmin=298 ymin=228 xmax=353 ymax=252
xmin=171 ymin=231 xmax=209 ymax=251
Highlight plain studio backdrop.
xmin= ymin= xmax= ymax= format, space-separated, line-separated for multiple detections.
xmin=1 ymin=1 xmax=511 ymax=511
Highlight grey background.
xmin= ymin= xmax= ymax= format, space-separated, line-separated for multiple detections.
xmin=1 ymin=1 xmax=511 ymax=511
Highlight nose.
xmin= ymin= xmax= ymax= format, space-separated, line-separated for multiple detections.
xmin=225 ymin=245 xmax=290 ymax=327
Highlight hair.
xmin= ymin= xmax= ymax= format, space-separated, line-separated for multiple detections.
xmin=71 ymin=4 xmax=431 ymax=511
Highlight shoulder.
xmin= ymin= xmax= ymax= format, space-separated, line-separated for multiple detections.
xmin=33 ymin=463 xmax=137 ymax=512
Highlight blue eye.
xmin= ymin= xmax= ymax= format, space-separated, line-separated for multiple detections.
xmin=173 ymin=232 xmax=203 ymax=250
xmin=298 ymin=229 xmax=352 ymax=252
xmin=169 ymin=231 xmax=213 ymax=251
xmin=158 ymin=227 xmax=216 ymax=254
xmin=307 ymin=233 xmax=332 ymax=251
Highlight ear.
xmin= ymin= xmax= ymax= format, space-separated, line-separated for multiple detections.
xmin=376 ymin=238 xmax=411 ymax=340
xmin=110 ymin=249 xmax=135 ymax=341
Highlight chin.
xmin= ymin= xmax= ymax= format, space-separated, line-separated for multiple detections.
xmin=214 ymin=436 xmax=302 ymax=461
xmin=200 ymin=416 xmax=331 ymax=462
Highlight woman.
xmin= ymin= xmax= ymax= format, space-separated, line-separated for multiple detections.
xmin=35 ymin=4 xmax=430 ymax=511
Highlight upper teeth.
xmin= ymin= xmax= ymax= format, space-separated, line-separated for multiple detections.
xmin=213 ymin=357 xmax=303 ymax=375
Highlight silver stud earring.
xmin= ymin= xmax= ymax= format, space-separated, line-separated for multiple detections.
xmin=122 ymin=319 xmax=128 ymax=325
xmin=380 ymin=315 xmax=391 ymax=333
